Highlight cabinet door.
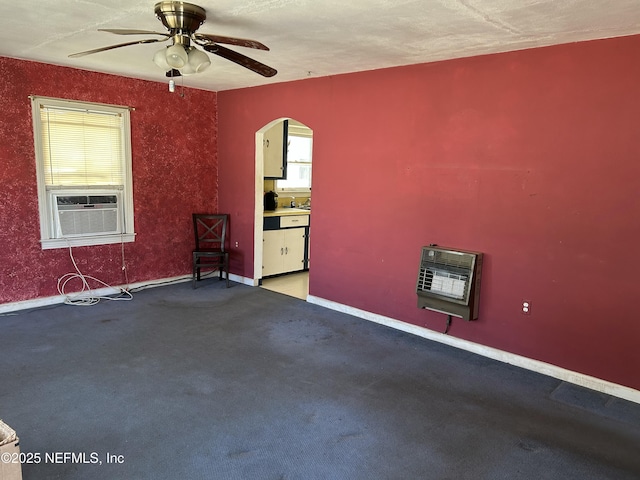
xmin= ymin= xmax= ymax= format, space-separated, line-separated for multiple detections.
xmin=263 ymin=120 xmax=287 ymax=178
xmin=282 ymin=228 xmax=306 ymax=273
xmin=263 ymin=230 xmax=284 ymax=276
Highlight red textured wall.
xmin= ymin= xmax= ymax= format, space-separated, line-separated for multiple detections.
xmin=0 ymin=57 xmax=218 ymax=303
xmin=218 ymin=35 xmax=640 ymax=390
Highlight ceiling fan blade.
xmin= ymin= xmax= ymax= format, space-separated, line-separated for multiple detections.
xmin=195 ymin=33 xmax=269 ymax=51
xmin=68 ymin=38 xmax=165 ymax=58
xmin=203 ymin=44 xmax=277 ymax=77
xmin=98 ymin=28 xmax=170 ymax=37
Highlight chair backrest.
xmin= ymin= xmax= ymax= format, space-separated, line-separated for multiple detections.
xmin=193 ymin=214 xmax=229 ymax=252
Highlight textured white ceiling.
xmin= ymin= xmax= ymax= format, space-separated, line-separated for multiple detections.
xmin=2 ymin=0 xmax=640 ymax=91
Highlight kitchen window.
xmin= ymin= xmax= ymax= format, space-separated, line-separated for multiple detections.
xmin=30 ymin=96 xmax=135 ymax=249
xmin=276 ymin=134 xmax=312 ymax=193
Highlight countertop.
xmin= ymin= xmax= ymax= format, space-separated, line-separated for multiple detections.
xmin=263 ymin=207 xmax=311 ymax=217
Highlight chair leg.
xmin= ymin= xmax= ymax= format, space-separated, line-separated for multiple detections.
xmin=225 ymin=255 xmax=230 ymax=288
xmin=192 ymin=262 xmax=198 ymax=289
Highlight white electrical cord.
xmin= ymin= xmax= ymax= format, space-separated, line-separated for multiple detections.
xmin=57 ymin=242 xmax=133 ymax=306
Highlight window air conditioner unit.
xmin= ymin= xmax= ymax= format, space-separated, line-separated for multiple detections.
xmin=51 ymin=192 xmax=122 ymax=238
xmin=416 ymin=245 xmax=483 ymax=320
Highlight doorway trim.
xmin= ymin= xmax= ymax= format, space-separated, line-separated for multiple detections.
xmin=253 ymin=117 xmax=288 ymax=286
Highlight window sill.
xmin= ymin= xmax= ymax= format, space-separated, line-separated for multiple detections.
xmin=41 ymin=233 xmax=136 ymax=250
xmin=275 ymin=188 xmax=311 ymax=195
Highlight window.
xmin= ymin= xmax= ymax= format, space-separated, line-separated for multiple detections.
xmin=31 ymin=96 xmax=135 ymax=249
xmin=276 ymin=122 xmax=312 ymax=193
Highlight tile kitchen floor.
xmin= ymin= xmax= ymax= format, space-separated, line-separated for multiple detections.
xmin=261 ymin=271 xmax=309 ymax=300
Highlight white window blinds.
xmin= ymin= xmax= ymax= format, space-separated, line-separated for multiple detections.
xmin=39 ymin=105 xmax=125 ymax=187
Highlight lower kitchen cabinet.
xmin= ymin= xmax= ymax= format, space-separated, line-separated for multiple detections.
xmin=262 ymin=227 xmax=307 ymax=277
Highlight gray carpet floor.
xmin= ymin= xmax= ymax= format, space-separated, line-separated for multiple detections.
xmin=1 ymin=279 xmax=639 ymax=479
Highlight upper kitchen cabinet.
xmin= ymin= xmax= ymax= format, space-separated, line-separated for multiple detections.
xmin=264 ymin=119 xmax=288 ymax=179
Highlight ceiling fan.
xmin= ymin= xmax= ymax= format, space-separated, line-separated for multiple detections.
xmin=69 ymin=1 xmax=277 ymax=78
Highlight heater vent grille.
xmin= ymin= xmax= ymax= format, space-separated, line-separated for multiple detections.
xmin=416 ymin=246 xmax=483 ymax=320
xmin=417 ymin=268 xmax=469 ymax=301
xmin=417 ymin=249 xmax=475 ymax=302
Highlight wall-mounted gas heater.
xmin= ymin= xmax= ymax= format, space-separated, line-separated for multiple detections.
xmin=416 ymin=245 xmax=483 ymax=321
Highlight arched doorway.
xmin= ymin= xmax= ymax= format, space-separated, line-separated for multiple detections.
xmin=254 ymin=118 xmax=313 ymax=299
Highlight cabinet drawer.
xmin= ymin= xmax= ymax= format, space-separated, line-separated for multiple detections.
xmin=280 ymin=215 xmax=309 ymax=228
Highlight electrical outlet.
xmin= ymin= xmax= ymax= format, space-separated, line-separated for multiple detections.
xmin=522 ymin=301 xmax=531 ymax=315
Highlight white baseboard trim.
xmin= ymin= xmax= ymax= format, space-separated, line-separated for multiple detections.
xmin=0 ymin=272 xmax=258 ymax=315
xmin=307 ymin=295 xmax=640 ymax=405
xmin=0 ymin=274 xmax=193 ymax=315
xmin=230 ymin=273 xmax=258 ymax=286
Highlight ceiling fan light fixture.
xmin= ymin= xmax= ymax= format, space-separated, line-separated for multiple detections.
xmin=69 ymin=3 xmax=276 ymax=79
xmin=153 ymin=47 xmax=171 ymax=70
xmin=187 ymin=47 xmax=211 ymax=73
xmin=180 ymin=51 xmax=197 ymax=75
xmin=166 ymin=44 xmax=188 ymax=68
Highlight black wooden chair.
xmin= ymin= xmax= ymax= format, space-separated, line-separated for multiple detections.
xmin=192 ymin=214 xmax=230 ymax=288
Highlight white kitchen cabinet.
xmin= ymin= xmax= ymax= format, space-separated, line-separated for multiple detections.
xmin=262 ymin=227 xmax=306 ymax=277
xmin=262 ymin=229 xmax=284 ymax=276
xmin=263 ymin=120 xmax=287 ymax=178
